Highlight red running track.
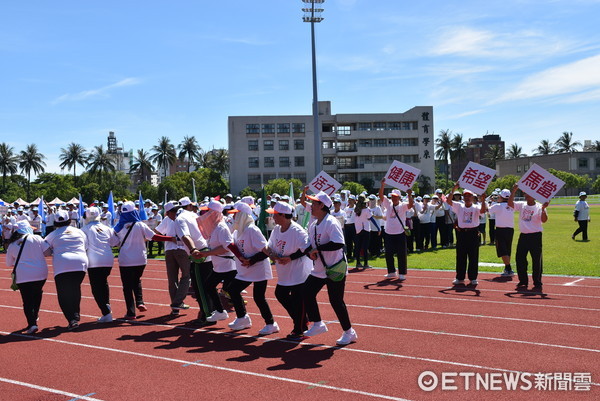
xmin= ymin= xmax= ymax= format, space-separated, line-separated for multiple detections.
xmin=0 ymin=255 xmax=598 ymax=400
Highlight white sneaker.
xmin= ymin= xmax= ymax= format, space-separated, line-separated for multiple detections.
xmin=303 ymin=321 xmax=328 ymax=337
xmin=384 ymin=272 xmax=399 ymax=278
xmin=336 ymin=328 xmax=358 ymax=345
xmin=207 ymin=310 xmax=229 ymax=322
xmin=258 ymin=322 xmax=280 ymax=335
xmin=398 ymin=274 xmax=406 ymax=281
xmin=26 ymin=325 xmax=38 ymax=334
xmin=470 ymin=280 xmax=479 ymax=285
xmin=228 ymin=315 xmax=252 ymax=331
xmin=452 ymin=279 xmax=465 ymax=285
xmin=97 ymin=313 xmax=113 ymax=323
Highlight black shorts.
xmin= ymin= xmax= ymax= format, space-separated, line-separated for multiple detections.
xmin=478 ymin=223 xmax=486 ymax=234
xmin=495 ymin=227 xmax=514 ymax=257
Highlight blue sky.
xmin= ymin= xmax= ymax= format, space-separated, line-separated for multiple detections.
xmin=2 ymin=0 xmax=599 ymax=175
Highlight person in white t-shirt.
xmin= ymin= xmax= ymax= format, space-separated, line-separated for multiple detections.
xmin=342 ymin=196 xmax=356 ymax=261
xmin=45 ymin=210 xmax=89 ymax=330
xmin=100 ymin=203 xmax=112 ymax=227
xmin=146 ymin=205 xmax=163 ymax=257
xmin=302 ymin=191 xmax=357 ymax=345
xmin=353 ymin=194 xmax=376 ymax=268
xmin=368 ymin=194 xmax=384 ymax=258
xmin=417 ymin=195 xmax=434 ymax=251
xmin=115 ymin=201 xmax=174 ymax=320
xmin=266 ymin=201 xmax=312 ymax=340
xmin=330 ymin=198 xmax=345 ymax=228
xmin=512 ymin=184 xmax=549 ymax=292
xmin=447 ymin=183 xmax=488 ymax=286
xmin=489 ymin=189 xmax=516 ymax=277
xmin=6 ymin=221 xmax=50 ymax=334
xmin=225 ymin=201 xmax=277 ymax=335
xmin=82 ymin=207 xmax=120 ymax=323
xmin=572 ymin=192 xmax=590 ymax=241
xmin=2 ymin=211 xmax=16 ymax=250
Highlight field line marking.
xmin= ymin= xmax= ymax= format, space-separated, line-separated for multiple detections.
xmin=0 ymin=377 xmax=103 ymax=401
xmin=564 ymin=278 xmax=585 ymax=286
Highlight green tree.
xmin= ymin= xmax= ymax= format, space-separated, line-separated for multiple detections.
xmin=150 ymin=136 xmax=177 ymax=178
xmin=264 ymin=178 xmax=303 ymax=199
xmin=506 ymin=143 xmax=525 ymax=159
xmin=450 ymin=133 xmax=467 ymax=179
xmin=130 ymin=149 xmax=154 ymax=183
xmin=19 ymin=144 xmax=46 ymax=199
xmin=548 ymin=169 xmax=590 ymax=196
xmin=0 ymin=175 xmax=27 ymax=201
xmin=592 ymin=175 xmax=600 ymax=193
xmin=341 ymin=181 xmax=366 ymax=195
xmin=59 ymin=142 xmax=88 ymax=181
xmin=532 ymin=139 xmax=555 ymax=155
xmin=238 ymin=187 xmax=257 ymax=198
xmin=198 ymin=148 xmax=230 ymax=177
xmin=0 ymin=142 xmax=19 ymax=192
xmin=137 ymin=181 xmax=159 ymax=204
xmin=87 ymin=145 xmax=116 ymax=184
xmin=435 ymin=129 xmax=453 ymax=183
xmin=157 ymin=169 xmax=229 ymax=203
xmin=484 ymin=144 xmax=504 ymax=169
xmin=554 ymin=132 xmax=582 ymax=153
xmin=488 ymin=175 xmax=520 ymax=195
xmin=178 ymin=136 xmax=202 ymax=173
xmin=31 ymin=173 xmax=78 ymax=202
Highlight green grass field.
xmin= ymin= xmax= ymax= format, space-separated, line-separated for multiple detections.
xmin=365 ymin=205 xmax=599 ymax=277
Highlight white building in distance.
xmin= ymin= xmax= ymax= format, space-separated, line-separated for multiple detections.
xmin=228 ymin=101 xmax=435 ymax=194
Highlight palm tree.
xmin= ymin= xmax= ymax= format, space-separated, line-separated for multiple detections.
xmin=506 ymin=143 xmax=525 ymax=159
xmin=0 ymin=142 xmax=19 ymax=191
xmin=19 ymin=144 xmax=46 ymax=199
xmin=591 ymin=140 xmax=600 ymax=151
xmin=449 ymin=133 xmax=467 ymax=180
xmin=435 ymin=129 xmax=453 ymax=183
xmin=209 ymin=148 xmax=230 ymax=176
xmin=484 ymin=144 xmax=504 ymax=169
xmin=130 ymin=149 xmax=154 ymax=183
xmin=178 ymin=135 xmax=202 ymax=173
xmin=554 ymin=131 xmax=582 ymax=153
xmin=150 ymin=136 xmax=177 ymax=178
xmin=87 ymin=145 xmax=116 ymax=183
xmin=532 ymin=139 xmax=555 ymax=155
xmin=59 ymin=142 xmax=88 ymax=180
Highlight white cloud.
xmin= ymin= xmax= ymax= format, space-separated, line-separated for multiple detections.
xmin=52 ymin=78 xmax=141 ymax=104
xmin=494 ymin=54 xmax=600 ymax=103
xmin=445 ymin=110 xmax=485 ymax=119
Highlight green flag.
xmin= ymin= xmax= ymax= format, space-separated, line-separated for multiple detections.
xmin=257 ymin=186 xmax=268 ymax=237
xmin=192 ymin=178 xmax=197 ymax=204
xmin=288 ymin=181 xmax=294 ymax=201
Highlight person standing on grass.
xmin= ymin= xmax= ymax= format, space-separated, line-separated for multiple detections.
xmin=572 ymin=192 xmax=590 ymax=241
xmin=512 ymin=184 xmax=549 ymax=293
xmin=6 ymin=221 xmax=50 ymax=334
xmin=302 ymin=191 xmax=357 ymax=345
xmin=82 ymin=207 xmax=120 ymax=323
xmin=417 ymin=195 xmax=434 ymax=251
xmin=489 ymin=189 xmax=516 ymax=277
xmin=265 ymin=201 xmax=312 ymax=340
xmin=446 ymin=184 xmax=487 ymax=287
xmin=378 ymin=179 xmax=414 ymax=280
xmin=353 ymin=194 xmax=375 ymax=269
xmin=114 ymin=201 xmax=174 ymax=320
xmin=44 ymin=210 xmax=88 ymax=330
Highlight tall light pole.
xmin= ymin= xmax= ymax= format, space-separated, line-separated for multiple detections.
xmin=302 ymin=0 xmax=324 ymax=179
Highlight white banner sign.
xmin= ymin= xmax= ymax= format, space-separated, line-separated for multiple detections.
xmin=384 ymin=160 xmax=421 ymax=192
xmin=517 ymin=163 xmax=565 ymax=203
xmin=458 ymin=161 xmax=496 ymax=195
xmin=309 ymin=171 xmax=342 ymax=196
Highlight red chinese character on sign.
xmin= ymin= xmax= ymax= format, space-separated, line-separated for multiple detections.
xmin=398 ymin=171 xmax=416 ymax=188
xmin=313 ymin=175 xmax=329 ymax=191
xmin=461 ymin=167 xmax=478 ymax=184
xmin=536 ymin=180 xmax=557 ymax=199
xmin=522 ymin=170 xmax=544 ymax=190
xmin=473 ymin=172 xmax=492 ymax=190
xmin=387 ymin=166 xmax=404 ymax=183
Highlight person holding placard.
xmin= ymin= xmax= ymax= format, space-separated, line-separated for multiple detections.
xmin=446 ymin=183 xmax=488 ymax=286
xmin=511 ymin=184 xmax=549 ymax=292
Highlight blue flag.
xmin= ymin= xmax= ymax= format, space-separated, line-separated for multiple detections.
xmin=78 ymin=193 xmax=85 ymax=228
xmin=107 ymin=191 xmax=115 ymax=227
xmin=38 ymin=195 xmax=46 ymax=236
xmin=138 ymin=191 xmax=148 ymax=220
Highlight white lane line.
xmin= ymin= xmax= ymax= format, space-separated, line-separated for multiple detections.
xmin=0 ymin=331 xmax=411 ymax=401
xmin=0 ymin=377 xmax=103 ymax=401
xmin=564 ymin=278 xmax=585 ymax=286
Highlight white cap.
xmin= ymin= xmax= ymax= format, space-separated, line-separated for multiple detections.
xmin=55 ymin=209 xmax=70 ymax=223
xmin=500 ymin=189 xmax=511 ymax=198
xmin=164 ymin=201 xmax=180 ymax=213
xmin=241 ymin=196 xmax=255 ymax=206
xmin=229 ymin=201 xmax=253 ymax=215
xmin=306 ymin=191 xmax=333 ymax=208
xmin=463 ymin=189 xmax=476 ymax=196
xmin=201 ymin=200 xmax=223 ymax=213
xmin=179 ymin=197 xmax=192 ymax=207
xmin=267 ymin=201 xmax=293 ymax=215
xmin=391 ymin=189 xmax=401 ymax=197
xmin=121 ymin=201 xmax=136 ymax=213
xmin=579 ymin=191 xmax=587 ymax=197
xmin=86 ymin=206 xmax=101 ymax=218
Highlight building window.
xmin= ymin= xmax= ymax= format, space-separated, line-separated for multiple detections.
xmin=359 ymin=156 xmax=372 ymax=164
xmin=262 ymin=124 xmax=275 ymax=134
xmin=248 ymin=140 xmax=258 ymax=151
xmin=323 ymin=157 xmax=335 ymax=165
xmin=359 ymin=139 xmax=372 ymax=147
xmin=279 ymin=140 xmax=289 ymax=151
xmin=293 ymin=173 xmax=306 ymax=183
xmin=292 ymin=123 xmax=305 ymax=133
xmin=374 ymin=139 xmax=387 ymax=147
xmin=248 ymin=174 xmax=261 ymax=185
xmin=337 ymin=157 xmax=354 ymax=168
xmin=295 ymin=156 xmax=305 ymax=167
xmin=294 ymin=139 xmax=304 ymax=150
xmin=263 ymin=140 xmax=274 ymax=151
xmin=374 ymin=122 xmax=386 ymax=131
xmin=279 ymin=157 xmax=290 ymax=168
xmin=263 ymin=173 xmax=276 ymax=182
xmin=388 ymin=139 xmax=402 ymax=146
xmin=277 ymin=123 xmax=290 ymax=133
xmin=403 ymin=155 xmax=419 ymax=163
xmin=322 ymin=141 xmax=336 ymax=149
xmin=246 ymin=124 xmax=260 ymax=134
xmin=337 ymin=125 xmax=351 ymax=136
xmin=388 ymin=122 xmax=401 ymax=130
xmin=524 ymin=164 xmax=529 ymax=171
xmin=337 ymin=141 xmax=356 ymax=152
xmin=374 ymin=155 xmax=387 ymax=164
xmin=403 ymin=138 xmax=418 ymax=146
xmin=596 ymin=158 xmax=600 ymax=169
xmin=578 ymin=158 xmax=588 ymax=169
xmin=264 ymin=157 xmax=274 ymax=168
xmin=358 ymin=122 xmax=372 ymax=131
xmin=248 ymin=157 xmax=259 ymax=168
xmin=517 ymin=165 xmax=522 ymax=173
xmin=279 ymin=173 xmax=292 ymax=180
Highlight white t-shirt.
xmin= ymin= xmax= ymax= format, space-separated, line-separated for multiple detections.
xmin=418 ymin=203 xmax=434 ymax=224
xmin=45 ymin=226 xmax=88 ymax=276
xmin=100 ymin=211 xmax=112 ymax=227
xmin=82 ymin=222 xmax=120 ymax=268
xmin=156 ymin=217 xmax=186 ymax=252
xmin=330 ymin=209 xmax=345 ymax=228
xmin=354 ymin=207 xmax=373 ymax=233
xmin=2 ymin=215 xmax=16 ymax=239
xmin=207 ymin=222 xmax=236 ymax=273
xmin=308 ymin=213 xmax=345 ymax=279
xmin=7 ymin=234 xmax=49 ymax=284
xmin=16 ymin=213 xmax=30 ymax=222
xmin=575 ymin=200 xmax=590 ymax=221
xmin=233 ymin=224 xmax=272 ymax=282
xmin=450 ymin=202 xmax=482 ymax=229
xmin=175 ymin=210 xmax=208 ymax=255
xmin=343 ymin=206 xmax=355 ymax=225
xmin=117 ymin=221 xmax=155 ymax=267
xmin=369 ymin=206 xmax=383 ymax=231
xmin=381 ymin=197 xmax=410 ymax=235
xmin=268 ymin=221 xmax=311 ymax=286
xmin=30 ymin=215 xmax=42 ymax=232
xmin=514 ymin=201 xmax=544 ymax=234
xmin=489 ymin=202 xmax=515 ymax=228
